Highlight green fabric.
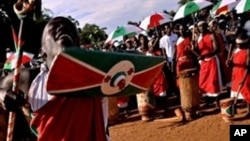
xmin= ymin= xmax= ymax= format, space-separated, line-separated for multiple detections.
xmin=184 ymin=1 xmax=200 ymax=16
xmin=211 ymin=0 xmax=221 ymax=12
xmin=3 ymin=63 xmax=12 ymax=70
xmin=112 ymin=26 xmax=137 ymax=39
xmin=112 ymin=27 xmax=127 ymax=38
xmin=244 ymin=0 xmax=250 ymax=12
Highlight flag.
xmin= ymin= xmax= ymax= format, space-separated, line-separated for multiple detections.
xmin=47 ymin=47 xmax=165 ymax=97
xmin=3 ymin=52 xmax=34 ymax=70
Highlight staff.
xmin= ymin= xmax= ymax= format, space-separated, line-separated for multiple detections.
xmin=7 ymin=1 xmax=35 ymax=141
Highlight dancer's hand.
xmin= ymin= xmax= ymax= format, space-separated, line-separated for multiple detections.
xmin=1 ymin=89 xmax=26 ymax=112
xmin=225 ymin=59 xmax=232 ymax=68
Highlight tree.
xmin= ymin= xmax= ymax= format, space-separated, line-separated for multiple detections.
xmin=79 ymin=24 xmax=107 ymax=49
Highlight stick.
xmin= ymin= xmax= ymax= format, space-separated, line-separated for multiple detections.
xmin=6 ymin=19 xmax=24 ymax=141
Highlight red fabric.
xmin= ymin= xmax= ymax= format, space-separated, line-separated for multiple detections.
xmin=231 ymin=48 xmax=250 ymax=103
xmin=198 ymin=34 xmax=214 ymax=56
xmin=216 ymin=5 xmax=228 ymax=15
xmin=148 ymin=14 xmax=163 ymax=29
xmin=151 ymin=71 xmax=167 ymax=96
xmin=31 ymin=97 xmax=107 ymax=141
xmin=198 ymin=33 xmax=221 ymax=95
xmin=176 ymin=37 xmax=198 ymax=88
xmin=176 ymin=37 xmax=197 ymax=73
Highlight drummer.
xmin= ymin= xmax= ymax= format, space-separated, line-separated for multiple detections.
xmin=175 ymin=24 xmax=200 ymax=120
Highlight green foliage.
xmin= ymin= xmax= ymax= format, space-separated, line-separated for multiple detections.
xmin=79 ymin=24 xmax=107 ymax=49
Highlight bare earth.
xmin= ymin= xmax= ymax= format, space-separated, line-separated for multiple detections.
xmin=109 ymin=103 xmax=250 ymax=141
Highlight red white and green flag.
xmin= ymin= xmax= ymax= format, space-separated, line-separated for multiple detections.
xmin=47 ymin=48 xmax=165 ymax=97
xmin=3 ymin=52 xmax=34 ymax=70
xmin=211 ymin=0 xmax=239 ymax=15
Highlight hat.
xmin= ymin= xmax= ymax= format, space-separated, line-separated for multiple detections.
xmin=236 ymin=33 xmax=249 ymax=44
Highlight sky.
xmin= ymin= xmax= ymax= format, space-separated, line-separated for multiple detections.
xmin=42 ymin=0 xmax=180 ymax=34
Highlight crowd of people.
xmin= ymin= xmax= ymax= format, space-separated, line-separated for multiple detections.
xmin=100 ymin=8 xmax=250 ymax=124
xmin=0 ymin=1 xmax=250 ymax=140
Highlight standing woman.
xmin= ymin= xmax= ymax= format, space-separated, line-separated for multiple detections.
xmin=230 ymin=32 xmax=250 ymax=117
xmin=196 ymin=21 xmax=223 ymax=108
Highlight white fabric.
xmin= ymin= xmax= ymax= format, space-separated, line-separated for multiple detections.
xmin=230 ymin=91 xmax=244 ymax=99
xmin=159 ymin=33 xmax=178 ymax=62
xmin=173 ymin=0 xmax=213 ymax=21
xmin=102 ymin=97 xmax=111 ymax=141
xmin=235 ymin=0 xmax=248 ymax=14
xmin=28 ymin=63 xmax=53 ymax=111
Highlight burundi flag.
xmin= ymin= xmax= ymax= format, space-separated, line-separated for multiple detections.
xmin=46 ymin=47 xmax=165 ymax=97
xmin=3 ymin=52 xmax=34 ymax=70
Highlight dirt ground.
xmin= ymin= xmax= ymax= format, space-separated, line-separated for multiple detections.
xmin=109 ymin=98 xmax=250 ymax=141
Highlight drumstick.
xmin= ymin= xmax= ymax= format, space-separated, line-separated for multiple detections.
xmin=227 ymin=44 xmax=233 ymax=64
xmin=189 ymin=25 xmax=200 ymax=58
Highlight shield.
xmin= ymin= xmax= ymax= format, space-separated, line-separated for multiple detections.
xmin=173 ymin=0 xmax=213 ymax=21
xmin=235 ymin=0 xmax=250 ymax=14
xmin=139 ymin=12 xmax=172 ymax=31
xmin=211 ymin=0 xmax=239 ymax=15
xmin=46 ymin=47 xmax=165 ymax=97
xmin=105 ymin=24 xmax=144 ymax=44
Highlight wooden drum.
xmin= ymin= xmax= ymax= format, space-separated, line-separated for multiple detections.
xmin=136 ymin=91 xmax=155 ymax=121
xmin=178 ymin=68 xmax=200 ymax=115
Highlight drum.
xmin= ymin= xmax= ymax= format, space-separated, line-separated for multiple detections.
xmin=178 ymin=68 xmax=200 ymax=118
xmin=136 ymin=90 xmax=155 ymax=121
xmin=107 ymin=97 xmax=119 ymax=125
xmin=220 ymin=98 xmax=235 ymax=122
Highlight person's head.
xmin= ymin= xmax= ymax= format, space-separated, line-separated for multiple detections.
xmin=229 ymin=10 xmax=237 ymax=20
xmin=208 ymin=20 xmax=217 ymax=31
xmin=41 ymin=16 xmax=80 ymax=68
xmin=197 ymin=20 xmax=208 ymax=34
xmin=178 ymin=24 xmax=189 ymax=37
xmin=164 ymin=24 xmax=172 ymax=35
xmin=236 ymin=32 xmax=249 ymax=49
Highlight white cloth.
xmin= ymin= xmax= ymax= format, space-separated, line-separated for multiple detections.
xmin=159 ymin=33 xmax=178 ymax=62
xmin=102 ymin=97 xmax=111 ymax=141
xmin=28 ymin=63 xmax=53 ymax=111
xmin=230 ymin=91 xmax=244 ymax=99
